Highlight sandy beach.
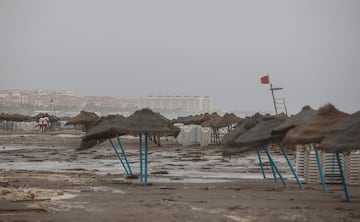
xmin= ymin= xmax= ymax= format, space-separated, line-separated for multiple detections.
xmin=0 ymin=129 xmax=359 ymax=222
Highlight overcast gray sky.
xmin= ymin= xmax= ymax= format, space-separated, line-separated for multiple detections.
xmin=1 ymin=0 xmax=359 ymax=114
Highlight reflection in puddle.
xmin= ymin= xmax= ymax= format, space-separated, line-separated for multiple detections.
xmin=0 ymin=139 xmax=293 ymax=184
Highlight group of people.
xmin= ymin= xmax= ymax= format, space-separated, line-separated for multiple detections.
xmin=35 ymin=115 xmax=50 ymax=133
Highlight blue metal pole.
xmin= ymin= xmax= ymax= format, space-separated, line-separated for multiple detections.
xmin=277 ymin=141 xmax=304 ymax=190
xmin=263 ymin=145 xmax=278 ymax=182
xmin=313 ymin=144 xmax=327 ymax=195
xmin=109 ymin=138 xmax=129 ymax=175
xmin=116 ymin=135 xmax=133 ymax=175
xmin=270 ymin=162 xmax=278 ymax=182
xmin=336 ymin=152 xmax=350 ymax=202
xmin=139 ymin=134 xmax=143 ymax=182
xmin=256 ymin=146 xmax=266 ymax=179
xmin=263 ymin=145 xmax=287 ymax=186
xmin=144 ymin=135 xmax=148 ymax=186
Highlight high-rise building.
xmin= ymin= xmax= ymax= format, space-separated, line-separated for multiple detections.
xmin=0 ymin=90 xmax=216 ymax=118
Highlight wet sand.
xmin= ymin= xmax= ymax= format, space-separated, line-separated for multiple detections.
xmin=0 ymin=129 xmax=359 ymax=221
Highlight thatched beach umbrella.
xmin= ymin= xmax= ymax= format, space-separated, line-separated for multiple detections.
xmin=201 ymin=112 xmax=222 ymax=128
xmin=81 ymin=114 xmax=127 ymax=145
xmin=234 ymin=118 xmax=286 ymax=148
xmin=231 ymin=114 xmax=307 ymax=189
xmin=282 ymin=104 xmax=349 ymax=199
xmin=318 ymin=110 xmax=360 ymax=202
xmin=272 ymin=105 xmax=316 ymax=137
xmin=83 ymin=108 xmax=179 ymax=186
xmin=122 ymin=108 xmax=180 ymax=185
xmin=82 ymin=109 xmax=179 ymax=142
xmin=0 ymin=113 xmax=30 ymax=122
xmin=200 ymin=112 xmax=222 ymax=145
xmin=80 ymin=114 xmax=134 ymax=176
xmin=184 ymin=113 xmax=211 ymax=125
xmin=319 ymin=111 xmax=360 ymax=153
xmin=0 ymin=113 xmax=32 ymax=130
xmin=171 ymin=115 xmax=193 ymax=124
xmin=151 ymin=112 xmax=173 ymax=146
xmin=65 ymin=111 xmax=99 ymax=132
xmin=118 ymin=108 xmax=180 ymax=137
xmin=222 ymin=118 xmax=259 ymax=146
xmin=213 ymin=113 xmax=242 ymax=129
xmin=223 ymin=112 xmax=272 ymax=147
xmin=283 ymin=104 xmax=348 ymax=146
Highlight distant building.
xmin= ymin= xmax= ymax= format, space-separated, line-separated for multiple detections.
xmin=0 ymin=90 xmax=216 ymax=118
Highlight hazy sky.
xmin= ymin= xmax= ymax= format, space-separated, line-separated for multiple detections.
xmin=1 ymin=0 xmax=359 ymax=114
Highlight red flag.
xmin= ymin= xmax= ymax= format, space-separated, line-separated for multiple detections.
xmin=260 ymin=75 xmax=269 ymax=84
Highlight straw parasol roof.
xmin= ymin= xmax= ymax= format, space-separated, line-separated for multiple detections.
xmin=272 ymin=105 xmax=316 ymax=136
xmin=201 ymin=112 xmax=222 ymax=127
xmin=32 ymin=113 xmax=60 ymax=122
xmin=124 ymin=108 xmax=180 ymax=136
xmin=319 ymin=111 xmax=360 ymax=152
xmin=0 ymin=113 xmax=31 ymax=122
xmin=78 ymin=114 xmax=126 ymax=150
xmin=321 ymin=110 xmax=360 ymax=135
xmin=184 ymin=113 xmax=211 ymax=125
xmin=65 ymin=111 xmax=99 ymax=126
xmin=81 ymin=114 xmax=127 ymax=142
xmin=214 ymin=113 xmax=242 ymax=128
xmin=223 ymin=118 xmax=259 ymax=146
xmin=171 ymin=115 xmax=191 ymax=124
xmin=234 ymin=117 xmax=287 ymax=148
xmin=282 ymin=104 xmax=348 ymax=146
xmin=82 ymin=108 xmax=179 ymax=141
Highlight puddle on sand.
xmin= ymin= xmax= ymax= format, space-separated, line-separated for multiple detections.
xmin=51 ymin=193 xmax=78 ymax=201
xmin=0 ymin=140 xmax=294 ymax=184
xmin=55 ymin=134 xmax=83 ymax=138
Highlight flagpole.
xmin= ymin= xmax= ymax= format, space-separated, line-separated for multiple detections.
xmin=270 ymin=83 xmax=278 ymax=115
xmin=261 ymin=74 xmax=283 ymax=115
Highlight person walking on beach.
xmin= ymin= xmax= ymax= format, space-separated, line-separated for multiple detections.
xmin=43 ymin=115 xmax=50 ymax=132
xmin=37 ymin=116 xmax=44 ymax=133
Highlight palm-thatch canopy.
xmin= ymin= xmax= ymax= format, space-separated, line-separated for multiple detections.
xmin=79 ymin=114 xmax=127 ymax=149
xmin=171 ymin=115 xmax=190 ymax=124
xmin=234 ymin=117 xmax=287 ymax=148
xmin=82 ymin=108 xmax=179 ymax=142
xmin=0 ymin=113 xmax=31 ymax=122
xmin=223 ymin=118 xmax=259 ymax=146
xmin=201 ymin=112 xmax=222 ymax=127
xmin=32 ymin=113 xmax=60 ymax=122
xmin=125 ymin=108 xmax=180 ymax=136
xmin=184 ymin=113 xmax=211 ymax=125
xmin=65 ymin=111 xmax=99 ymax=126
xmin=321 ymin=110 xmax=360 ymax=135
xmin=283 ymin=104 xmax=348 ymax=146
xmin=82 ymin=114 xmax=127 ymax=141
xmin=173 ymin=113 xmax=221 ymax=126
xmin=319 ymin=111 xmax=360 ymax=152
xmin=214 ymin=113 xmax=242 ymax=128
xmin=272 ymin=105 xmax=316 ymax=136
